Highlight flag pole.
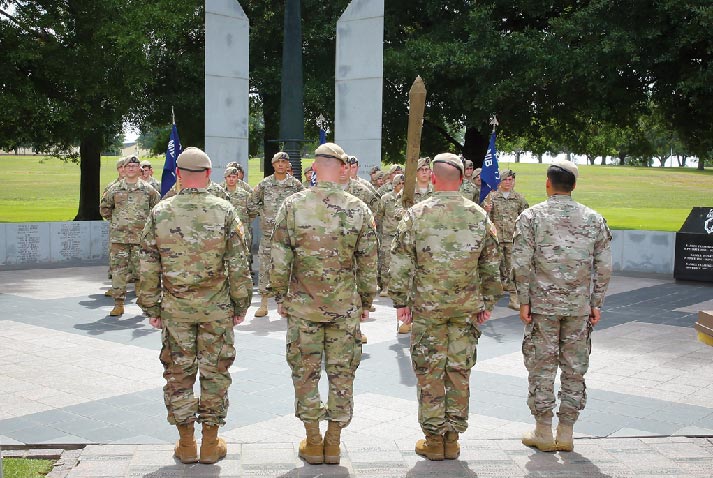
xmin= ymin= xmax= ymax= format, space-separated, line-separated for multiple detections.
xmin=172 ymin=106 xmax=176 ymax=125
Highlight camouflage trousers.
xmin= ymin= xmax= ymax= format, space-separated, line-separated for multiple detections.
xmin=110 ymin=243 xmax=140 ymax=299
xmin=378 ymin=234 xmax=395 ymax=290
xmin=257 ymin=234 xmax=272 ymax=295
xmin=411 ymin=315 xmax=481 ymax=435
xmin=159 ymin=318 xmax=236 ymax=426
xmin=522 ymin=313 xmax=592 ymax=424
xmin=286 ymin=316 xmax=363 ymax=427
xmin=499 ymin=241 xmax=515 ymax=292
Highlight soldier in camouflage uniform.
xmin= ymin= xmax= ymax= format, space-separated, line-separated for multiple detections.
xmin=140 ymin=160 xmax=161 ymax=193
xmin=250 ymin=151 xmax=304 ymax=317
xmin=390 ymin=154 xmax=502 ymax=461
xmin=302 ymin=166 xmax=315 ymax=188
xmin=100 ymin=156 xmax=160 ymax=316
xmin=103 ymin=157 xmax=127 ymax=295
xmin=459 ymin=159 xmax=479 ymax=202
xmin=139 ymin=147 xmax=252 ymax=465
xmin=348 ymin=156 xmax=379 ymax=196
xmin=472 ymin=167 xmax=482 ymax=202
xmin=513 ymin=159 xmax=611 ymax=453
xmin=482 ymin=170 xmax=529 ymax=310
xmin=224 ymin=166 xmax=252 ymax=249
xmin=268 ymin=142 xmax=378 ymax=465
xmin=225 ymin=161 xmax=252 ymax=193
xmin=369 ymin=165 xmax=381 ymax=188
xmin=379 ymin=174 xmax=404 ymax=301
xmin=376 ymin=164 xmax=403 ymax=196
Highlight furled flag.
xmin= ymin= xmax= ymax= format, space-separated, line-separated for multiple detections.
xmin=319 ymin=127 xmax=326 ymax=145
xmin=161 ymin=117 xmax=182 ymax=197
xmin=479 ymin=130 xmax=501 ymax=203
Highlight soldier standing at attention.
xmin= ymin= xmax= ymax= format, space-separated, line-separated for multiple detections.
xmin=100 ymin=156 xmax=160 ymax=316
xmin=224 ymin=166 xmax=252 ymax=249
xmin=140 ymin=160 xmax=161 ymax=193
xmin=139 ymin=147 xmax=252 ymax=464
xmin=250 ymin=151 xmax=304 ymax=318
xmin=482 ymin=170 xmax=529 ymax=310
xmin=459 ymin=159 xmax=479 ymax=202
xmin=269 ymin=142 xmax=378 ymax=465
xmin=379 ymin=174 xmax=404 ymax=302
xmin=224 ymin=162 xmax=252 ymax=193
xmin=390 ymin=153 xmax=502 ymax=461
xmin=513 ymin=159 xmax=611 ymax=453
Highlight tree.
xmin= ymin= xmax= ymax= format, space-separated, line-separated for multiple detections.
xmin=0 ymin=1 xmax=198 ymax=220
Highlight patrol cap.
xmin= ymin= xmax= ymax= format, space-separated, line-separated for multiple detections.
xmin=549 ymin=158 xmax=579 ymax=179
xmin=501 ymin=169 xmax=516 ymax=179
xmin=272 ymin=151 xmax=289 ymax=163
xmin=314 ymin=142 xmax=348 ymax=163
xmin=374 ymin=171 xmax=386 ymax=180
xmin=177 ymin=147 xmax=212 ymax=172
xmin=370 ymin=166 xmax=381 ymax=174
xmin=124 ymin=156 xmax=140 ymax=166
xmin=417 ymin=157 xmax=431 ymax=169
xmin=388 ymin=164 xmax=401 ymax=175
xmin=432 ymin=153 xmax=464 ymax=175
xmin=464 ymin=159 xmax=474 ymax=169
xmin=140 ymin=160 xmax=152 ymax=168
xmin=347 ymin=155 xmax=359 ymax=165
xmin=474 ymin=167 xmax=482 ymax=176
xmin=224 ymin=167 xmax=239 ymax=177
xmin=226 ymin=161 xmax=238 ymax=168
xmin=116 ymin=158 xmax=126 ymax=168
xmin=393 ymin=173 xmax=405 ymax=185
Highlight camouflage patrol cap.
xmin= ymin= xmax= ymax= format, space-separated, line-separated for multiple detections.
xmin=474 ymin=167 xmax=482 ymax=176
xmin=272 ymin=151 xmax=289 ymax=163
xmin=116 ymin=158 xmax=126 ymax=168
xmin=125 ymin=155 xmax=140 ymax=165
xmin=374 ymin=171 xmax=386 ymax=180
xmin=226 ymin=161 xmax=239 ymax=168
xmin=140 ymin=160 xmax=152 ymax=168
xmin=224 ymin=167 xmax=239 ymax=177
xmin=501 ymin=169 xmax=516 ymax=179
xmin=432 ymin=153 xmax=464 ymax=175
xmin=370 ymin=166 xmax=381 ymax=174
xmin=464 ymin=159 xmax=474 ymax=168
xmin=314 ymin=142 xmax=348 ymax=163
xmin=549 ymin=158 xmax=579 ymax=179
xmin=347 ymin=155 xmax=359 ymax=165
xmin=177 ymin=147 xmax=212 ymax=171
xmin=417 ymin=157 xmax=431 ymax=169
xmin=388 ymin=164 xmax=401 ymax=174
xmin=393 ymin=173 xmax=405 ymax=185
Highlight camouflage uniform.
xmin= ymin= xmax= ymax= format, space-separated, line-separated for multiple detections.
xmin=100 ymin=179 xmax=160 ymax=299
xmin=378 ymin=191 xmax=403 ymax=291
xmin=355 ymin=175 xmax=379 ymax=197
xmin=512 ymin=194 xmax=611 ymax=424
xmin=390 ymin=192 xmax=502 ymax=435
xmin=225 ymin=186 xmax=252 ymax=249
xmin=138 ymin=188 xmax=252 ymax=426
xmin=459 ymin=180 xmax=478 ymax=203
xmin=268 ymin=181 xmax=378 ymax=426
xmin=482 ymin=190 xmax=529 ymax=293
xmin=346 ymin=179 xmax=383 ymax=222
xmin=221 ymin=179 xmax=251 ymax=195
xmin=145 ymin=176 xmax=161 ymax=193
xmin=249 ymin=174 xmax=303 ymax=295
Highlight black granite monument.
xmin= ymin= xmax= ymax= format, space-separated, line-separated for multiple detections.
xmin=674 ymin=207 xmax=713 ymax=282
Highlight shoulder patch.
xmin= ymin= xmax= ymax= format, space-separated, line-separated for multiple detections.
xmin=488 ymin=222 xmax=498 ymax=240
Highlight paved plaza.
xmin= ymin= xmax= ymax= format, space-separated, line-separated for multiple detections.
xmin=1 ymin=265 xmax=713 ymax=476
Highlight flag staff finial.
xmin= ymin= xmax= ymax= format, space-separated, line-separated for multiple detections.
xmin=172 ymin=106 xmax=175 ymax=125
xmin=490 ymin=115 xmax=499 ymax=133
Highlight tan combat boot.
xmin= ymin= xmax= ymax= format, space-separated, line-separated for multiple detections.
xmin=110 ymin=299 xmax=124 ymax=316
xmin=508 ymin=294 xmax=520 ymax=310
xmin=444 ymin=431 xmax=460 ymax=460
xmin=380 ymin=287 xmax=389 ymax=297
xmin=199 ymin=423 xmax=227 ymax=464
xmin=555 ymin=423 xmax=574 ymax=452
xmin=361 ymin=334 xmax=368 ymax=344
xmin=299 ymin=421 xmax=324 ymax=465
xmin=323 ymin=421 xmax=342 ymax=464
xmin=522 ymin=418 xmax=557 ymax=452
xmin=104 ymin=289 xmax=112 ymax=297
xmin=174 ymin=423 xmax=198 ymax=464
xmin=254 ymin=296 xmax=268 ymax=317
xmin=398 ymin=322 xmax=412 ymax=334
xmin=415 ymin=433 xmax=444 ymax=461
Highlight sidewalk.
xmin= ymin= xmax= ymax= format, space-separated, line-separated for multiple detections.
xmin=1 ymin=266 xmax=713 ymax=477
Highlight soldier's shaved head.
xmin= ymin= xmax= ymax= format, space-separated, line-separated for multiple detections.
xmin=432 ymin=162 xmax=463 ymax=190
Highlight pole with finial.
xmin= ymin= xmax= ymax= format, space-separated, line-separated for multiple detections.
xmin=402 ymin=76 xmax=427 ymax=210
xmin=490 ymin=114 xmax=499 ymax=133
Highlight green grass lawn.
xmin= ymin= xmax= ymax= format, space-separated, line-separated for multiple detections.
xmin=0 ymin=155 xmax=710 ymax=231
xmin=2 ymin=457 xmax=55 ymax=478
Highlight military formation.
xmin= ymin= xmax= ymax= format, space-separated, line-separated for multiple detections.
xmin=100 ymin=144 xmax=611 ymax=465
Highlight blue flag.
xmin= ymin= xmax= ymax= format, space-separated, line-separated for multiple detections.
xmin=319 ymin=127 xmax=326 ymax=145
xmin=479 ymin=131 xmax=501 ymax=203
xmin=161 ymin=123 xmax=181 ymax=197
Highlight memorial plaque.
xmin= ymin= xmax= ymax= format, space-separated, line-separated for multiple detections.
xmin=90 ymin=221 xmax=110 ymax=260
xmin=0 ymin=223 xmax=7 ymax=265
xmin=51 ymin=222 xmax=90 ymax=262
xmin=674 ymin=207 xmax=713 ymax=282
xmin=6 ymin=223 xmax=51 ymax=264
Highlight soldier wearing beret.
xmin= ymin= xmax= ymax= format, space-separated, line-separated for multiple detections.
xmin=390 ymin=153 xmax=502 ymax=461
xmin=348 ymin=155 xmax=379 ymax=196
xmin=100 ymin=155 xmax=160 ymax=315
xmin=377 ymin=164 xmax=403 ymax=196
xmin=513 ymin=158 xmax=611 ymax=453
xmin=369 ymin=165 xmax=381 ymax=188
xmin=482 ymin=169 xmax=529 ymax=309
xmin=139 ymin=147 xmax=252 ymax=464
xmin=378 ymin=174 xmax=404 ymax=302
xmin=140 ymin=160 xmax=161 ymax=193
xmin=459 ymin=159 xmax=479 ymax=202
xmin=249 ymin=151 xmax=304 ymax=318
xmin=223 ymin=166 xmax=252 ymax=249
xmin=269 ymin=142 xmax=377 ymax=465
xmin=224 ymin=162 xmax=252 ymax=193
xmin=102 ymin=157 xmax=128 ymax=295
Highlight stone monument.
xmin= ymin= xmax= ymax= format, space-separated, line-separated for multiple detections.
xmin=205 ymin=0 xmax=250 ymax=181
xmin=334 ymin=0 xmax=384 ymax=179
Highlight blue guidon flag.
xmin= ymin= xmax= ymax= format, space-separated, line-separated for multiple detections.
xmin=161 ymin=122 xmax=182 ymax=197
xmin=479 ymin=130 xmax=501 ymax=203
